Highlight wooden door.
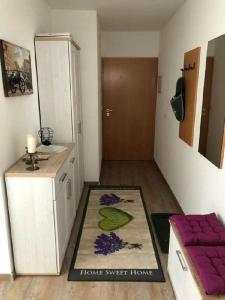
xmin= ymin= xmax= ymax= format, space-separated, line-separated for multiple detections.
xmin=102 ymin=58 xmax=158 ymax=160
xmin=199 ymin=57 xmax=214 ymax=155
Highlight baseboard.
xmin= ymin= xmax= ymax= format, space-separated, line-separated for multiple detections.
xmin=153 ymin=160 xmax=184 ymax=214
xmin=84 ymin=181 xmax=100 ymax=187
xmin=0 ymin=274 xmax=13 ymax=281
xmin=15 ymin=273 xmax=60 ymax=276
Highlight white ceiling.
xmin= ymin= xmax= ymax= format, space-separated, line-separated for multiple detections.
xmin=46 ymin=0 xmax=185 ymax=31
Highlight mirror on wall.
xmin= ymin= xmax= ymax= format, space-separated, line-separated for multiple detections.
xmin=198 ymin=34 xmax=225 ymax=168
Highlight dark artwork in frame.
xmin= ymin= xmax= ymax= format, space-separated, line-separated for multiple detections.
xmin=0 ymin=40 xmax=33 ymax=97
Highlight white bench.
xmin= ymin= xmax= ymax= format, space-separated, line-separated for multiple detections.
xmin=168 ymin=222 xmax=225 ymax=300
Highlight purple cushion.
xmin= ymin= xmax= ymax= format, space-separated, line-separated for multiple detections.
xmin=170 ymin=213 xmax=225 ymax=246
xmin=187 ymin=246 xmax=225 ymax=295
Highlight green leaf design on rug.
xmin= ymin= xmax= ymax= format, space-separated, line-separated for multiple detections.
xmin=98 ymin=207 xmax=133 ymax=231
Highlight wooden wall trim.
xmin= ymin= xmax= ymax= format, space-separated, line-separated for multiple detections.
xmin=179 ymin=47 xmax=201 ymax=146
xmin=0 ymin=274 xmax=13 ymax=281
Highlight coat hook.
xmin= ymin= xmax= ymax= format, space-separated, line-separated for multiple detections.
xmin=180 ymin=65 xmax=189 ymax=72
xmin=189 ymin=62 xmax=196 ymax=70
xmin=180 ymin=62 xmax=196 ymax=72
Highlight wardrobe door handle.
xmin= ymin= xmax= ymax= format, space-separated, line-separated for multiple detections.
xmin=78 ymin=122 xmax=82 ymax=134
xmin=66 ymin=179 xmax=72 ymax=199
xmin=70 ymin=157 xmax=75 ymax=164
xmin=176 ymin=250 xmax=188 ymax=271
xmin=59 ymin=173 xmax=67 ymax=183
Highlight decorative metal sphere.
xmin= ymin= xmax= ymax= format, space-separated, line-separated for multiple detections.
xmin=38 ymin=127 xmax=54 ymax=146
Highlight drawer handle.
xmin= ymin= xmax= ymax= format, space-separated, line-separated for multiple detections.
xmin=66 ymin=179 xmax=72 ymax=199
xmin=78 ymin=121 xmax=82 ymax=134
xmin=176 ymin=250 xmax=188 ymax=271
xmin=59 ymin=173 xmax=67 ymax=182
xmin=70 ymin=157 xmax=75 ymax=164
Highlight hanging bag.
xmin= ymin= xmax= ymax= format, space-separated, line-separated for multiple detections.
xmin=170 ymin=77 xmax=185 ymax=122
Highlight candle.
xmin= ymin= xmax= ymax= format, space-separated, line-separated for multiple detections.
xmin=26 ymin=134 xmax=37 ymax=153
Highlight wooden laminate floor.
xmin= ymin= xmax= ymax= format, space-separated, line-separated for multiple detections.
xmin=0 ymin=161 xmax=181 ymax=300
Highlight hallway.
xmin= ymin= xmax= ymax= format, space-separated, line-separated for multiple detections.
xmin=0 ymin=161 xmax=181 ymax=300
xmin=101 ymin=161 xmax=181 ymax=214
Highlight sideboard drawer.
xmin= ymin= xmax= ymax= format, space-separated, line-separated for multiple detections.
xmin=54 ymin=150 xmax=75 ymax=196
xmin=168 ymin=226 xmax=202 ymax=300
xmin=168 ymin=229 xmax=186 ymax=300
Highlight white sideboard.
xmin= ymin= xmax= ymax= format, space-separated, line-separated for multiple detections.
xmin=5 ymin=144 xmax=77 ymax=275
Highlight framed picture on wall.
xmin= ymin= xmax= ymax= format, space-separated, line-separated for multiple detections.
xmin=0 ymin=40 xmax=33 ymax=97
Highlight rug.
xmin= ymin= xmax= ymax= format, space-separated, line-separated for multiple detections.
xmin=151 ymin=213 xmax=180 ymax=253
xmin=68 ymin=186 xmax=165 ymax=282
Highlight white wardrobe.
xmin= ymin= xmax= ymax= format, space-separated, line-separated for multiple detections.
xmin=35 ymin=33 xmax=84 ymax=201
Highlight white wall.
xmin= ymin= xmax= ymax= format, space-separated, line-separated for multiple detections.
xmin=0 ymin=0 xmax=51 ymax=274
xmin=101 ymin=32 xmax=159 ymax=57
xmin=97 ymin=22 xmax=102 ymax=173
xmin=155 ymin=0 xmax=225 ymax=221
xmin=51 ymin=10 xmax=101 ymax=181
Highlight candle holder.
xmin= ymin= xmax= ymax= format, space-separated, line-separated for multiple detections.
xmin=26 ymin=152 xmax=40 ymax=171
xmin=24 ymin=147 xmax=31 ymax=165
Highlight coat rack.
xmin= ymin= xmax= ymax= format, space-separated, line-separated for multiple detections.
xmin=180 ymin=62 xmax=196 ymax=72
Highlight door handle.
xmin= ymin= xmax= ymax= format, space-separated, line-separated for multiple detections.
xmin=202 ymin=107 xmax=207 ymax=117
xmin=106 ymin=108 xmax=113 ymax=117
xmin=78 ymin=122 xmax=82 ymax=134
